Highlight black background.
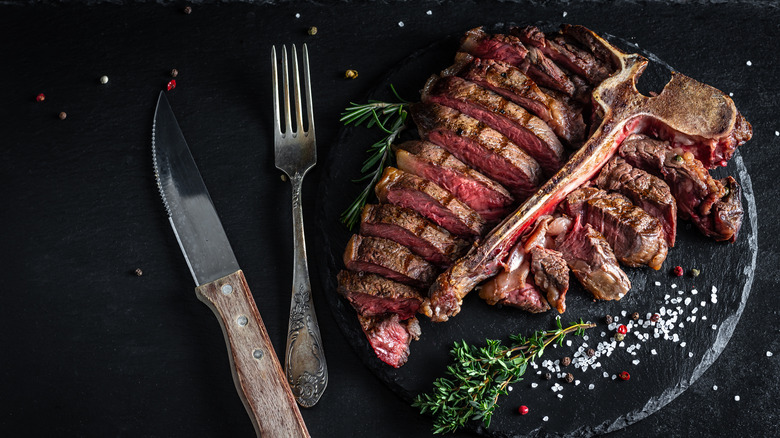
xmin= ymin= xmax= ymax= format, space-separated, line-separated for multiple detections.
xmin=1 ymin=1 xmax=778 ymax=437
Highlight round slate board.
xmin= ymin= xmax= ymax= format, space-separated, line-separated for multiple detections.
xmin=314 ymin=24 xmax=757 ymax=437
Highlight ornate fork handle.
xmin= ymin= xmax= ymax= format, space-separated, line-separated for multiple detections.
xmin=285 ymin=172 xmax=328 ymax=407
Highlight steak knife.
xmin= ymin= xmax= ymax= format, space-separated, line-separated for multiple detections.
xmin=152 ymin=92 xmax=309 ymax=437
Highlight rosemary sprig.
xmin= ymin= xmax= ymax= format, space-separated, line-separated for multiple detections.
xmin=413 ymin=319 xmax=595 ymax=434
xmin=339 ymin=85 xmax=409 ymax=229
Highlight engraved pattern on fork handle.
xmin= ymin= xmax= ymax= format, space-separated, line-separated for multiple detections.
xmin=285 ymin=174 xmax=328 ymax=407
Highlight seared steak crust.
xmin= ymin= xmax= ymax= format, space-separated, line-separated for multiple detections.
xmin=337 ymin=270 xmax=423 ymax=320
xmin=360 ymin=203 xmax=468 ymax=268
xmin=422 ymin=75 xmax=565 ymax=174
xmin=561 ymin=187 xmax=668 ymax=270
xmin=411 ymin=103 xmax=542 ymax=198
xmin=395 ymin=140 xmax=514 ymax=222
xmin=596 ymin=156 xmax=678 ymax=247
xmin=358 ymin=314 xmax=421 ymax=368
xmin=343 ymin=234 xmax=437 ymax=289
xmin=619 ymin=134 xmax=743 ymax=242
xmin=556 ymin=222 xmax=631 ymax=300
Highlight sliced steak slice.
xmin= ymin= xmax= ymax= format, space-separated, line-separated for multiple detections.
xmin=521 ymin=45 xmax=578 ymax=97
xmin=410 ymin=103 xmax=541 ymax=198
xmin=561 ymin=187 xmax=668 ymax=270
xmin=596 ymin=156 xmax=677 ymax=246
xmin=421 ymin=75 xmax=565 ymax=174
xmin=477 ymin=239 xmax=550 ymax=313
xmin=358 ymin=314 xmax=421 ymax=368
xmin=512 ymin=25 xmax=612 ymax=85
xmin=343 ymin=234 xmax=437 ymax=289
xmin=337 ymin=270 xmax=423 ymax=320
xmin=395 ymin=140 xmax=514 ymax=222
xmin=460 ymin=27 xmax=528 ymax=66
xmin=375 ymin=167 xmax=486 ymax=237
xmin=619 ymin=134 xmax=743 ymax=242
xmin=459 ymin=56 xmax=586 ymax=145
xmin=529 ymin=246 xmax=569 ymax=314
xmin=556 ymin=222 xmax=631 ymax=301
xmin=359 ymin=203 xmax=468 ymax=268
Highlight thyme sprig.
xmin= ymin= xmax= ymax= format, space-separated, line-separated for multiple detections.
xmin=413 ymin=319 xmax=595 ymax=434
xmin=339 ymin=85 xmax=409 ymax=229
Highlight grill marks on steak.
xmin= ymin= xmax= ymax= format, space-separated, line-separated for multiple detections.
xmin=619 ymin=134 xmax=743 ymax=242
xmin=556 ymin=222 xmax=631 ymax=301
xmin=561 ymin=187 xmax=668 ymax=270
xmin=358 ymin=314 xmax=421 ymax=368
xmin=375 ymin=167 xmax=486 ymax=237
xmin=337 ymin=270 xmax=423 ymax=320
xmin=395 ymin=141 xmax=514 ymax=222
xmin=459 ymin=56 xmax=586 ymax=145
xmin=421 ymin=75 xmax=566 ymax=175
xmin=343 ymin=234 xmax=437 ymax=288
xmin=411 ymin=103 xmax=542 ymax=198
xmin=596 ymin=156 xmax=677 ymax=246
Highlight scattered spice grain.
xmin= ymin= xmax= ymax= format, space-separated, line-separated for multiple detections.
xmin=344 ymin=69 xmax=358 ymax=79
xmin=561 ymin=356 xmax=571 ymax=366
xmin=171 ymin=69 xmax=179 ymax=78
xmin=518 ymin=405 xmax=529 ymax=415
xmin=58 ymin=112 xmax=67 ymax=120
xmin=36 ymin=93 xmax=45 ymax=102
xmin=564 ymin=373 xmax=574 ymax=383
xmin=308 ymin=26 xmax=318 ymax=36
xmin=183 ymin=6 xmax=192 ymax=14
xmin=135 ymin=268 xmax=143 ymax=276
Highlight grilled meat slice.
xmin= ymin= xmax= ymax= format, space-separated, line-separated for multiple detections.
xmin=337 ymin=270 xmax=423 ymax=320
xmin=411 ymin=103 xmax=542 ymax=198
xmin=596 ymin=156 xmax=677 ymax=246
xmin=358 ymin=314 xmax=421 ymax=368
xmin=513 ymin=25 xmax=613 ymax=85
xmin=359 ymin=203 xmax=468 ymax=268
xmin=375 ymin=167 xmax=486 ymax=237
xmin=458 ymin=56 xmax=586 ymax=145
xmin=460 ymin=27 xmax=528 ymax=66
xmin=529 ymin=246 xmax=569 ymax=314
xmin=619 ymin=134 xmax=743 ymax=242
xmin=395 ymin=141 xmax=514 ymax=222
xmin=477 ymin=240 xmax=550 ymax=313
xmin=343 ymin=235 xmax=437 ymax=289
xmin=556 ymin=222 xmax=631 ymax=300
xmin=421 ymin=75 xmax=565 ymax=174
xmin=561 ymin=187 xmax=668 ymax=270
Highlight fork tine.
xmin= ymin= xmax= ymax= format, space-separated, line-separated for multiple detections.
xmin=281 ymin=45 xmax=293 ymax=135
xmin=302 ymin=44 xmax=315 ymax=137
xmin=271 ymin=45 xmax=281 ymax=138
xmin=291 ymin=45 xmax=304 ymax=134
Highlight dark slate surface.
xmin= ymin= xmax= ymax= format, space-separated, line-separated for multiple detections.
xmin=1 ymin=1 xmax=778 ymax=437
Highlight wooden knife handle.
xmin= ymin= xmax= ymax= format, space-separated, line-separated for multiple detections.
xmin=196 ymin=270 xmax=309 ymax=438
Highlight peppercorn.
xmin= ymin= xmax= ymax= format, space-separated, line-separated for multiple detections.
xmin=166 ymin=79 xmax=177 ymax=91
xmin=344 ymin=69 xmax=358 ymax=79
xmin=307 ymin=26 xmax=318 ymax=36
xmin=672 ymin=265 xmax=684 ymax=277
xmin=651 ymin=313 xmax=660 ymax=322
xmin=615 ymin=333 xmax=625 ymax=342
xmin=543 ymin=372 xmax=552 ymax=380
xmin=183 ymin=6 xmax=192 ymax=14
xmin=58 ymin=112 xmax=67 ymax=120
xmin=587 ymin=348 xmax=595 ymax=357
xmin=619 ymin=371 xmax=630 ymax=381
xmin=617 ymin=324 xmax=627 ymax=335
xmin=171 ymin=69 xmax=179 ymax=78
xmin=518 ymin=405 xmax=529 ymax=415
xmin=561 ymin=356 xmax=571 ymax=367
xmin=280 ymin=174 xmax=288 ymax=182
xmin=135 ymin=268 xmax=143 ymax=277
xmin=36 ymin=93 xmax=45 ymax=102
xmin=673 ymin=154 xmax=684 ymax=163
xmin=631 ymin=312 xmax=639 ymax=321
xmin=691 ymin=268 xmax=701 ymax=277
xmin=565 ymin=373 xmax=574 ymax=383
xmin=605 ymin=314 xmax=613 ymax=324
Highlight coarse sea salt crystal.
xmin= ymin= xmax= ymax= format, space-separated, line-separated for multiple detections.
xmin=767 ymin=351 xmax=774 ymax=357
xmin=712 ymin=324 xmax=718 ymax=330
xmin=589 ymin=383 xmax=595 ymax=390
xmin=603 ymin=372 xmax=609 ymax=378
xmin=746 ymin=60 xmax=752 ymax=66
xmin=680 ymin=342 xmax=687 ymax=348
xmin=295 ymin=13 xmax=301 ymax=18
xmin=398 ymin=21 xmax=405 ymax=27
xmin=651 ymin=349 xmax=658 ymax=355
xmin=711 ymin=296 xmax=718 ymax=304
xmin=689 ymin=352 xmax=694 ymax=358
xmin=655 ymin=281 xmax=661 ymax=286
xmin=701 ymin=301 xmax=707 ymax=307
xmin=567 ymin=340 xmax=572 ymax=347
xmin=671 ymin=284 xmax=677 ymax=289
xmin=685 ymin=297 xmax=692 ymax=306
xmin=558 ymin=394 xmax=564 ymax=399
xmin=692 ymin=289 xmax=698 ymax=295
xmin=531 ymin=383 xmax=538 ymax=388
xmin=712 ymin=286 xmax=718 ymax=293
xmin=563 ymin=11 xmax=568 ymax=17
xmin=543 ymin=416 xmax=549 ymax=422
xmin=776 ymin=131 xmax=780 ymax=136
xmin=713 ymin=385 xmax=719 ymax=390
xmin=508 ymin=386 xmax=513 ymax=391
xmin=702 ymin=315 xmax=708 ymax=320
xmin=735 ymin=395 xmax=741 ymax=401
xmin=426 ymin=10 xmax=432 ymax=15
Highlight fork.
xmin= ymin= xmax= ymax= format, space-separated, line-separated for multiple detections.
xmin=271 ymin=44 xmax=328 ymax=408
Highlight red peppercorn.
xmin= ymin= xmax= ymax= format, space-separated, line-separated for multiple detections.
xmin=672 ymin=266 xmax=684 ymax=277
xmin=166 ymin=80 xmax=177 ymax=91
xmin=619 ymin=371 xmax=630 ymax=381
xmin=36 ymin=93 xmax=45 ymax=102
xmin=650 ymin=313 xmax=660 ymax=322
xmin=617 ymin=324 xmax=627 ymax=335
xmin=518 ymin=405 xmax=529 ymax=415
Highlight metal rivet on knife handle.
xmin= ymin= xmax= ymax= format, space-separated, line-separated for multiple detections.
xmin=253 ymin=349 xmax=264 ymax=360
xmin=237 ymin=315 xmax=248 ymax=327
xmin=221 ymin=284 xmax=233 ymax=295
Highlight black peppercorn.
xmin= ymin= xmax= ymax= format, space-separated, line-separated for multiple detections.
xmin=605 ymin=314 xmax=613 ymax=324
xmin=543 ymin=372 xmax=552 ymax=380
xmin=134 ymin=268 xmax=143 ymax=277
xmin=631 ymin=312 xmax=640 ymax=321
xmin=500 ymin=72 xmax=507 ymax=78
xmin=587 ymin=348 xmax=595 ymax=357
xmin=561 ymin=356 xmax=571 ymax=367
xmin=183 ymin=6 xmax=192 ymax=14
xmin=171 ymin=69 xmax=179 ymax=78
xmin=565 ymin=373 xmax=574 ymax=383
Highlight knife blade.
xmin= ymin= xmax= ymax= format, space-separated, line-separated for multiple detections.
xmin=152 ymin=92 xmax=309 ymax=438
